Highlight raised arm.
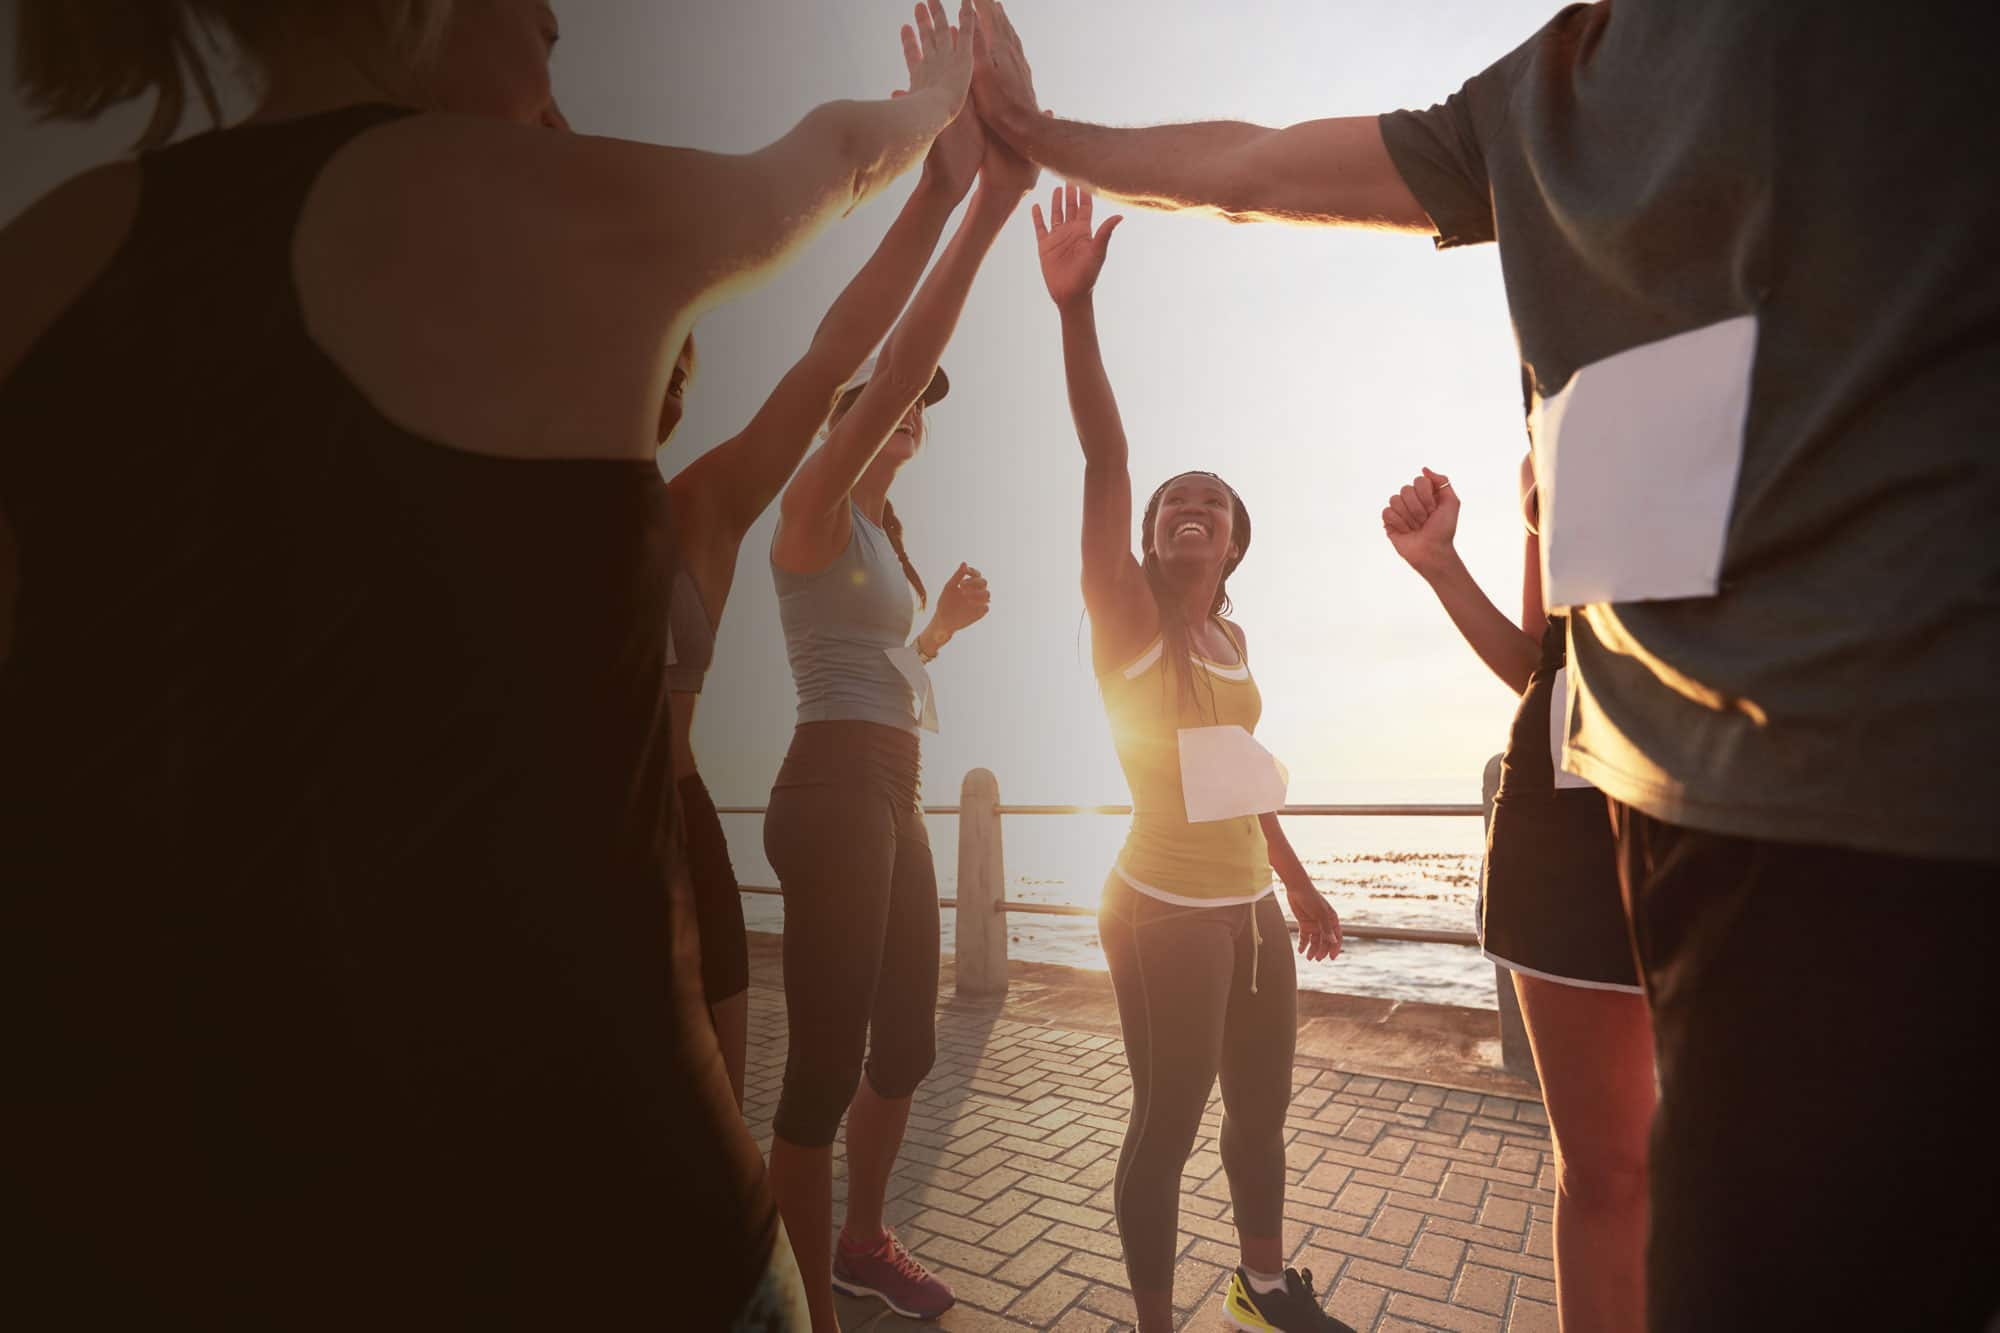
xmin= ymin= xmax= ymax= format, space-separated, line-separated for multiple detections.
xmin=1034 ymin=185 xmax=1153 ymax=664
xmin=662 ymin=0 xmax=979 ymax=312
xmin=668 ymin=26 xmax=992 ymax=537
xmin=775 ymin=127 xmax=1038 ymax=556
xmin=1381 ymin=468 xmax=1540 ymax=694
xmin=971 ymin=0 xmax=1429 ymax=229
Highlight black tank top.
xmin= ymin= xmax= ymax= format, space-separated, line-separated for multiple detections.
xmin=0 ymin=108 xmax=771 ymax=1326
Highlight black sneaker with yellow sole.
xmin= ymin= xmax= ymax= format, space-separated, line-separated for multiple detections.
xmin=1222 ymin=1265 xmax=1358 ymax=1333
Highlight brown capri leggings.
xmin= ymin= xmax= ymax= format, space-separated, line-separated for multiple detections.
xmin=1098 ymin=873 xmax=1297 ymax=1293
xmin=764 ymin=722 xmax=939 ymax=1148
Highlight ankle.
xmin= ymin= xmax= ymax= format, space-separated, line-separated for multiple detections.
xmin=839 ymin=1224 xmax=888 ymax=1253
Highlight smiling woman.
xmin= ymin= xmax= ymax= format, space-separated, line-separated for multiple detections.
xmin=1035 ymin=183 xmax=1353 ymax=1333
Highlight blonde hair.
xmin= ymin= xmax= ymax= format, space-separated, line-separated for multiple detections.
xmin=15 ymin=0 xmax=455 ymax=148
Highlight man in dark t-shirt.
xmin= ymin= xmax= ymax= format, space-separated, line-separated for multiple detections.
xmin=968 ymin=1 xmax=1999 ymax=1328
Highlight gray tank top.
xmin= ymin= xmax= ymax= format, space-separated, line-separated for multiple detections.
xmin=773 ymin=505 xmax=922 ymax=734
xmin=663 ymin=569 xmax=715 ymax=694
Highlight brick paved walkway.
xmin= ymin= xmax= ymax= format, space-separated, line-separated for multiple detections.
xmin=743 ymin=964 xmax=1560 ymax=1332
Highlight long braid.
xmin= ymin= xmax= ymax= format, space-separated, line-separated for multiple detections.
xmin=880 ymin=499 xmax=927 ymax=609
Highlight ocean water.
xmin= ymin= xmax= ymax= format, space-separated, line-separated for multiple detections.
xmin=725 ymin=803 xmax=1497 ymax=1011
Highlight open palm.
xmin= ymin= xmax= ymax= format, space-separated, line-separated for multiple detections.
xmin=1033 ymin=184 xmax=1123 ymax=308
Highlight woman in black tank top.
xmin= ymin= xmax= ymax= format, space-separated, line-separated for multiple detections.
xmin=1380 ymin=463 xmax=1654 ymax=1333
xmin=1 ymin=4 xmax=982 ymax=1326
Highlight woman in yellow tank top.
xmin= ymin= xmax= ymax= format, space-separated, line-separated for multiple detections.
xmin=1035 ymin=184 xmax=1353 ymax=1333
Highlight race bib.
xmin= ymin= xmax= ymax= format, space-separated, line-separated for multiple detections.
xmin=1178 ymin=725 xmax=1288 ymax=823
xmin=1535 ymin=314 xmax=1757 ymax=609
xmin=883 ymin=644 xmax=940 ymax=733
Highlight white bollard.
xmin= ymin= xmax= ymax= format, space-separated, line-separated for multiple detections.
xmin=955 ymin=768 xmax=1008 ymax=997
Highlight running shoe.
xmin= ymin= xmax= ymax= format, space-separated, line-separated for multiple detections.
xmin=1223 ymin=1265 xmax=1358 ymax=1332
xmin=830 ymin=1228 xmax=955 ymax=1320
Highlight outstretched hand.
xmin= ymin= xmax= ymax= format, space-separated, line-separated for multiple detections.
xmin=903 ymin=0 xmax=978 ymax=122
xmin=970 ymin=0 xmax=1039 ymax=142
xmin=1381 ymin=467 xmax=1461 ymax=575
xmin=1033 ymin=184 xmax=1123 ymax=308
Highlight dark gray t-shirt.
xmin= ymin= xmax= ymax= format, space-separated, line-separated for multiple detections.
xmin=1379 ymin=1 xmax=1998 ymax=863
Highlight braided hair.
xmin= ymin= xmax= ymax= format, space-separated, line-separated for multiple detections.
xmin=879 ymin=499 xmax=927 ymax=609
xmin=1138 ymin=472 xmax=1252 ymax=719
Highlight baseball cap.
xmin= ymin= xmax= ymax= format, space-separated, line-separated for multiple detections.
xmin=835 ymin=354 xmax=950 ymax=409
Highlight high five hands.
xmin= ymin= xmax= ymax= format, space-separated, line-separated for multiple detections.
xmin=904 ymin=3 xmax=987 ymax=201
xmin=901 ymin=1 xmax=1038 ymax=201
xmin=1034 ymin=184 xmax=1124 ymax=308
xmin=902 ymin=0 xmax=979 ymax=121
xmin=968 ymin=0 xmax=1040 ymax=139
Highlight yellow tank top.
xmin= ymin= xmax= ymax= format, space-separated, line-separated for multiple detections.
xmin=1099 ymin=621 xmax=1273 ymax=904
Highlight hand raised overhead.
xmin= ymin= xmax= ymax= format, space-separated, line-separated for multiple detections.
xmin=970 ymin=0 xmax=1040 ymax=141
xmin=1381 ymin=467 xmax=1461 ymax=574
xmin=903 ymin=0 xmax=979 ymax=121
xmin=1033 ymin=184 xmax=1124 ymax=308
xmin=907 ymin=5 xmax=986 ymax=202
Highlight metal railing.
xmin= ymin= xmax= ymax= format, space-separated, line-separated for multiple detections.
xmin=727 ymin=760 xmax=1538 ymax=1082
xmin=723 ymin=771 xmax=1487 ymax=995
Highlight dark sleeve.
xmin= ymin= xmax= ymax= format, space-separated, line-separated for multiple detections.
xmin=1376 ymin=6 xmax=1595 ymax=250
xmin=1378 ymin=82 xmax=1498 ymax=250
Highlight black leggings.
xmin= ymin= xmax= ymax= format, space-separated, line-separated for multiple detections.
xmin=765 ymin=722 xmax=939 ymax=1148
xmin=1099 ymin=873 xmax=1297 ymax=1293
xmin=678 ymin=773 xmax=749 ymax=1004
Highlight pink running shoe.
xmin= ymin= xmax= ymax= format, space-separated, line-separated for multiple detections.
xmin=831 ymin=1228 xmax=955 ymax=1320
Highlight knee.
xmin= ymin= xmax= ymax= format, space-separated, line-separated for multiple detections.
xmin=1219 ymin=1111 xmax=1286 ymax=1161
xmin=1553 ymin=1139 xmax=1648 ymax=1214
xmin=775 ymin=1041 xmax=866 ymax=1148
xmin=864 ymin=1030 xmax=935 ymax=1102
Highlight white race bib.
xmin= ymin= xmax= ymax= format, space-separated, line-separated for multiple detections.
xmin=1178 ymin=725 xmax=1289 ymax=823
xmin=882 ymin=644 xmax=940 ymax=733
xmin=1535 ymin=314 xmax=1757 ymax=609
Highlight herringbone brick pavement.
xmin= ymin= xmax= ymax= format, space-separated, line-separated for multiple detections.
xmin=743 ymin=975 xmax=1559 ymax=1332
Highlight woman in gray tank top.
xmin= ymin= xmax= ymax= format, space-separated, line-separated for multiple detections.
xmin=761 ymin=114 xmax=1036 ymax=1331
xmin=536 ymin=19 xmax=998 ymax=1114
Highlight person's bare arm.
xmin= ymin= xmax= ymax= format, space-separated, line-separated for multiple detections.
xmin=668 ymin=23 xmax=990 ymax=541
xmin=971 ymin=0 xmax=1430 ymax=229
xmin=1034 ymin=186 xmax=1153 ymax=666
xmin=1519 ymin=452 xmax=1545 ymax=635
xmin=1382 ymin=468 xmax=1539 ymax=694
xmin=657 ymin=0 xmax=979 ymax=312
xmin=775 ymin=138 xmax=1035 ymax=564
xmin=1259 ymin=810 xmax=1344 ymax=962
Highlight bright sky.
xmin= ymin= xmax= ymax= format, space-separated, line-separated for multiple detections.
xmin=0 ymin=0 xmax=1564 ymax=807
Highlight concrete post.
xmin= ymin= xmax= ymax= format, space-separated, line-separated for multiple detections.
xmin=1483 ymin=753 xmax=1539 ymax=1085
xmin=955 ymin=768 xmax=1008 ymax=997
